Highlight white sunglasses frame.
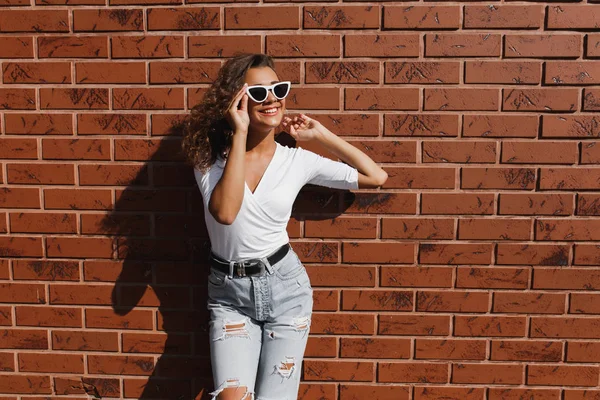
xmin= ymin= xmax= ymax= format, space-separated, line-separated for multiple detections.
xmin=245 ymin=81 xmax=292 ymax=103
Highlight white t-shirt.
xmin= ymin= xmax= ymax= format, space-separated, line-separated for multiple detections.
xmin=194 ymin=141 xmax=359 ymax=261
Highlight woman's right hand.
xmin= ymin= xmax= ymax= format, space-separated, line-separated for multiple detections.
xmin=225 ymin=83 xmax=250 ymax=135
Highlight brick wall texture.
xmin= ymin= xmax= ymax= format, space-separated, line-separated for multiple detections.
xmin=1 ymin=1 xmax=600 ymax=399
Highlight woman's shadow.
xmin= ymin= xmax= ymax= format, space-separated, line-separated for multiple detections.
xmin=103 ymin=119 xmax=356 ymax=399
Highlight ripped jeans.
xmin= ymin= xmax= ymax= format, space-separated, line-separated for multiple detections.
xmin=207 ymin=246 xmax=313 ymax=400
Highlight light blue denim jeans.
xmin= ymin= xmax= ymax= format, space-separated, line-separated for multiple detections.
xmin=207 ymin=246 xmax=313 ymax=400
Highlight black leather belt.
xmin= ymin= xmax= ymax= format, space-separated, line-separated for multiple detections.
xmin=209 ymin=243 xmax=290 ymax=278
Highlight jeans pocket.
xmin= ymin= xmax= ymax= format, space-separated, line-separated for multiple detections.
xmin=274 ymin=251 xmax=304 ymax=280
xmin=208 ymin=268 xmax=229 ymax=288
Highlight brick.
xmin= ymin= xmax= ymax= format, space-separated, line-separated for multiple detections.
xmin=342 ymin=242 xmax=415 ymax=264
xmin=304 ymin=360 xmax=373 ymax=382
xmin=340 ymin=338 xmax=410 ymax=359
xmin=307 ymin=61 xmax=379 ymax=84
xmin=346 ymin=88 xmax=419 ymax=110
xmin=0 ymin=10 xmax=69 ymax=32
xmin=150 ymin=113 xmax=187 ymax=136
xmin=77 ymin=113 xmax=146 ymax=135
xmin=547 ymin=6 xmax=600 ymax=30
xmin=7 ymin=163 xmax=74 ymax=185
xmin=381 ymin=266 xmax=453 ymax=288
xmin=457 ymin=267 xmax=529 ymax=289
xmin=112 ymin=35 xmax=183 ymax=59
xmin=10 ymin=212 xmax=76 ymax=234
xmin=541 ymin=168 xmax=600 ymax=190
xmin=571 ymin=294 xmax=600 ymax=314
xmin=42 ymin=138 xmax=109 ymax=161
xmin=415 ymin=339 xmax=486 ymax=360
xmin=0 ymin=37 xmax=34 ymax=58
xmin=344 ymin=34 xmax=419 ymax=57
xmin=225 ymin=6 xmax=297 ymax=29
xmin=578 ymin=194 xmax=600 ymax=216
xmin=464 ymin=5 xmax=542 ymax=29
xmin=47 ymin=237 xmax=113 ymax=259
xmin=79 ymin=164 xmax=147 ymax=186
xmin=0 ymin=329 xmax=48 ymax=349
xmin=122 ymin=378 xmax=190 ymax=398
xmin=378 ymin=362 xmax=448 ymax=383
xmin=537 ymin=219 xmax=600 ymax=241
xmin=305 ymin=217 xmax=377 ymax=239
xmin=342 ymin=193 xmax=417 ymax=214
xmin=54 ymin=377 xmax=120 ymax=397
xmin=465 ymin=61 xmax=541 ymax=84
xmin=0 ymin=238 xmax=43 ymax=258
xmin=494 ymin=292 xmax=565 ymax=314
xmin=40 ymin=88 xmax=109 ymax=110
xmin=0 ymin=188 xmax=40 ymax=209
xmin=497 ymin=244 xmax=570 ymax=266
xmin=2 ymin=62 xmax=71 ymax=84
xmin=45 ymin=188 xmax=112 ymax=210
xmin=115 ymin=138 xmax=182 ymax=162
xmin=545 ymin=62 xmax=600 ymax=85
xmin=417 ymin=290 xmax=489 ymax=312
xmin=0 ymin=375 xmax=51 ymax=394
xmin=533 ymin=268 xmax=600 ymax=290
xmin=459 ymin=219 xmax=531 ymax=241
xmin=384 ymin=167 xmax=455 ymax=189
xmin=531 ymin=317 xmax=600 ymax=339
xmin=349 ymin=140 xmax=416 ymax=163
xmin=414 ymin=387 xmax=485 ymax=400
xmin=342 ymin=290 xmax=412 ymax=311
xmin=503 ymin=88 xmax=578 ymax=112
xmin=16 ymin=306 xmax=81 ymax=327
xmin=584 ymin=89 xmax=600 ymax=112
xmin=588 ymin=34 xmax=600 ymax=58
xmin=115 ymin=189 xmax=186 ymax=212
xmin=283 ymin=87 xmax=339 ymax=110
xmin=0 ymin=307 xmax=11 ymax=325
xmin=274 ymin=60 xmax=300 ymax=83
xmin=86 ymin=308 xmax=153 ymax=330
xmin=340 ymin=385 xmax=409 ymax=400
xmin=82 ymin=213 xmax=150 ymax=236
xmin=575 ymin=245 xmax=600 ymax=266
xmin=379 ymin=315 xmax=450 ymax=336
xmin=425 ymin=34 xmax=501 ymax=57
xmin=305 ymin=337 xmax=337 ymax=358
xmin=19 ymin=353 xmax=83 ymax=374
xmin=188 ymin=35 xmax=261 ymax=58
xmin=292 ymin=242 xmax=338 ymax=264
xmin=424 ymin=89 xmax=498 ymax=111
xmin=74 ymin=9 xmax=143 ymax=32
xmin=502 ymin=141 xmax=577 ymax=164
xmin=304 ymin=6 xmax=379 ymax=29
xmin=381 ymin=218 xmax=454 ymax=240
xmin=384 ymin=6 xmax=460 ymax=30
xmin=266 ymin=35 xmax=339 ymax=58
xmin=0 ymin=352 xmax=14 ymax=372
xmin=385 ymin=114 xmax=459 ymax=137
xmin=423 ymin=141 xmax=496 ymax=163
xmin=84 ymin=260 xmax=151 ymax=283
xmin=564 ymin=391 xmax=600 ymax=400
xmin=386 ymin=62 xmax=459 ymax=84
xmin=114 ymin=88 xmax=184 ymax=110
xmin=0 ymin=138 xmax=37 ymax=159
xmin=528 ymin=365 xmax=599 ymax=387
xmin=12 ymin=260 xmax=79 ymax=281
xmin=567 ymin=342 xmax=600 ymax=362
xmin=53 ymin=330 xmax=118 ymax=352
xmin=150 ymin=61 xmax=219 ymax=84
xmin=499 ymin=193 xmax=573 ymax=216
xmin=311 ymin=313 xmax=375 ymax=335
xmin=39 ymin=36 xmax=108 ymax=58
xmin=421 ymin=193 xmax=494 ymax=215
xmin=462 ymin=167 xmax=536 ymax=190
xmin=505 ymin=34 xmax=581 ymax=58
xmin=541 ymin=115 xmax=600 ymax=138
xmin=76 ymin=62 xmax=145 ymax=84
xmin=315 ymin=291 xmax=338 ymax=312
xmin=0 ymin=88 xmax=35 ymax=109
xmin=489 ymin=388 xmax=559 ymax=400
xmin=452 ymin=363 xmax=523 ymax=384
xmin=50 ymin=284 xmax=114 ymax=305
xmin=4 ymin=113 xmax=72 ymax=135
xmin=454 ymin=316 xmax=526 ymax=337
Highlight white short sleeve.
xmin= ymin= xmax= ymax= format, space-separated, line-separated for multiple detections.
xmin=298 ymin=147 xmax=359 ymax=190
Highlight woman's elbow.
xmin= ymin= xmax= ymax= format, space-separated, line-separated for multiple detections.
xmin=374 ymin=170 xmax=388 ymax=187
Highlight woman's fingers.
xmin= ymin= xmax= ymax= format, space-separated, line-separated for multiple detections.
xmin=227 ymin=83 xmax=248 ymax=113
xmin=239 ymin=92 xmax=248 ymax=112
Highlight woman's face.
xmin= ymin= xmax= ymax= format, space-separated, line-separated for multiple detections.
xmin=243 ymin=66 xmax=286 ymax=133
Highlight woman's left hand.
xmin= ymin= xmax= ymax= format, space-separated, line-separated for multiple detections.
xmin=282 ymin=114 xmax=323 ymax=141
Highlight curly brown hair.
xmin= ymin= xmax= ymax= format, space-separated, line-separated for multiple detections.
xmin=182 ymin=53 xmax=276 ymax=173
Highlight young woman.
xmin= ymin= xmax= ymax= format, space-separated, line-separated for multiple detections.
xmin=182 ymin=53 xmax=387 ymax=400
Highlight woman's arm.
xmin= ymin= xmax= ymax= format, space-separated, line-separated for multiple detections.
xmin=314 ymin=124 xmax=388 ymax=188
xmin=283 ymin=114 xmax=388 ymax=189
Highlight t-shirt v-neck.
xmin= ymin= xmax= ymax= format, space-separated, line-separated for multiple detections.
xmin=245 ymin=143 xmax=279 ymax=196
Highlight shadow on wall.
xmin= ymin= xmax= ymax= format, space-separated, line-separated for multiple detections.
xmin=98 ymin=119 xmax=355 ymax=399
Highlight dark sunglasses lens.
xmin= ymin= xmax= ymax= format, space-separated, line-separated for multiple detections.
xmin=248 ymin=87 xmax=267 ymax=102
xmin=273 ymin=83 xmax=290 ymax=99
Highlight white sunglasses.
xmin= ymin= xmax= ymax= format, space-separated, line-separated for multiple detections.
xmin=245 ymin=81 xmax=291 ymax=103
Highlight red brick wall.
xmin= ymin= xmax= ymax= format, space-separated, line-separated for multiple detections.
xmin=1 ymin=2 xmax=600 ymax=399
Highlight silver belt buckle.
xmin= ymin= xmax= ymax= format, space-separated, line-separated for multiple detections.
xmin=236 ymin=262 xmax=247 ymax=277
